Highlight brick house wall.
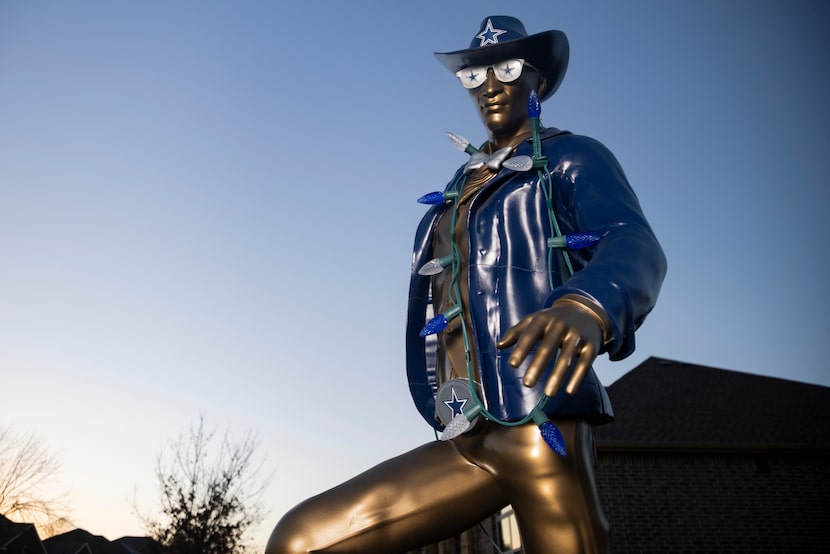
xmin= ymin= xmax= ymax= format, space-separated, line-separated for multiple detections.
xmin=595 ymin=448 xmax=830 ymax=553
xmin=592 ymin=357 xmax=830 ymax=554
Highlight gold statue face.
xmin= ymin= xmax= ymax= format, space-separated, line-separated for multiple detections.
xmin=466 ymin=61 xmax=545 ymax=147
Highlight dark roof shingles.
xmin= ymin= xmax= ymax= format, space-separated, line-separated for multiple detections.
xmin=594 ymin=357 xmax=830 ymax=449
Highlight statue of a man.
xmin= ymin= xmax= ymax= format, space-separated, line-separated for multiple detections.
xmin=266 ymin=16 xmax=666 ymax=554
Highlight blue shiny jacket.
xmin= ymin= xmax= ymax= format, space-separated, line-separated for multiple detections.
xmin=406 ymin=129 xmax=667 ymax=430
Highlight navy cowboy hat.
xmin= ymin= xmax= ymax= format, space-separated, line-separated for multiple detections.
xmin=435 ymin=16 xmax=569 ymax=102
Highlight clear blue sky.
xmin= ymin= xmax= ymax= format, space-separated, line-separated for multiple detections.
xmin=2 ymin=0 xmax=828 ymax=548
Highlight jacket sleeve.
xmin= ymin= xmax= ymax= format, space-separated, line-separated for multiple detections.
xmin=543 ymin=134 xmax=667 ymax=360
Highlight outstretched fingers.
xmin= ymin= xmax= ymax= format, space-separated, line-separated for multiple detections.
xmin=498 ymin=312 xmax=567 ymax=389
xmin=498 ymin=300 xmax=605 ymax=398
xmin=546 ymin=334 xmax=598 ymax=397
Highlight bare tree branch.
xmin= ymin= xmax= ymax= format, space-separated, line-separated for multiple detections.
xmin=0 ymin=425 xmax=74 ymax=538
xmin=136 ymin=416 xmax=271 ymax=554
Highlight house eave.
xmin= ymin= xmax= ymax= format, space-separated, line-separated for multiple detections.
xmin=596 ymin=440 xmax=830 ymax=455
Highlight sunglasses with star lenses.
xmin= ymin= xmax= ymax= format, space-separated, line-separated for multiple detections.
xmin=454 ymin=59 xmax=535 ymax=89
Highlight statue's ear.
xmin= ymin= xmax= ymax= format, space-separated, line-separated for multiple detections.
xmin=537 ymin=74 xmax=548 ymax=98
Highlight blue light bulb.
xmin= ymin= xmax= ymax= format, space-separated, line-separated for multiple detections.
xmin=539 ymin=421 xmax=567 ymax=457
xmin=417 ymin=191 xmax=459 ymax=205
xmin=417 ymin=191 xmax=445 ymax=205
xmin=566 ymin=232 xmax=601 ymax=249
xmin=527 ymin=89 xmax=541 ymax=118
xmin=419 ymin=314 xmax=449 ymax=336
xmin=530 ymin=406 xmax=567 ymax=457
xmin=547 ymin=232 xmax=601 ymax=250
xmin=419 ymin=305 xmax=462 ymax=337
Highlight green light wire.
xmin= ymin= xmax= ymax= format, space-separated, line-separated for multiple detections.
xmin=539 ymin=166 xmax=575 ymax=287
xmin=444 ymin=170 xmax=549 ymax=428
xmin=435 ymin=124 xmax=576 ymax=430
